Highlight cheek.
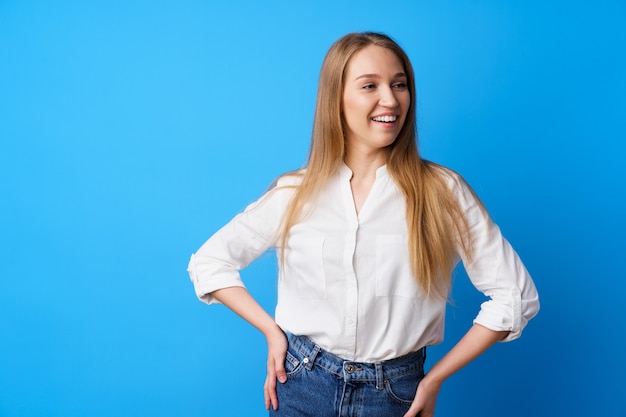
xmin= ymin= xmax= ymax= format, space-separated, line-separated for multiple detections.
xmin=342 ymin=112 xmax=360 ymax=134
xmin=399 ymin=97 xmax=411 ymax=123
xmin=401 ymin=93 xmax=411 ymax=112
xmin=342 ymin=97 xmax=365 ymax=125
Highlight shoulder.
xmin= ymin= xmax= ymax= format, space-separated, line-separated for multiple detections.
xmin=423 ymin=160 xmax=466 ymax=189
xmin=422 ymin=161 xmax=484 ymax=207
xmin=273 ymin=169 xmax=306 ymax=188
xmin=246 ymin=169 xmax=304 ymax=210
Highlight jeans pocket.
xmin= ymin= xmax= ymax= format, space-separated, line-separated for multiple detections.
xmin=284 ymin=349 xmax=305 ymax=378
xmin=384 ymin=371 xmax=422 ymax=406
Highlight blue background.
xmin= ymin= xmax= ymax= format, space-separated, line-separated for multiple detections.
xmin=1 ymin=1 xmax=625 ymax=416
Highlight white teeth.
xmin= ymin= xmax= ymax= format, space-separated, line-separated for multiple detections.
xmin=372 ymin=115 xmax=397 ymax=122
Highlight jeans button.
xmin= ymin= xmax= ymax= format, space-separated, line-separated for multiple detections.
xmin=345 ymin=364 xmax=355 ymax=373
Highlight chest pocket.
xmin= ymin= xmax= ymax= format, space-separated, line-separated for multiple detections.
xmin=375 ymin=235 xmax=420 ymax=299
xmin=283 ymin=236 xmax=326 ymax=299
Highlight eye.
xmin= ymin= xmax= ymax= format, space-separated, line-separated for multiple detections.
xmin=392 ymin=82 xmax=407 ymax=89
xmin=362 ymin=83 xmax=376 ymax=90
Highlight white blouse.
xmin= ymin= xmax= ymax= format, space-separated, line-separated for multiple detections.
xmin=187 ymin=163 xmax=539 ymax=362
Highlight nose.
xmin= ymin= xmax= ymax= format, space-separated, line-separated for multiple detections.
xmin=379 ymin=86 xmax=399 ymax=108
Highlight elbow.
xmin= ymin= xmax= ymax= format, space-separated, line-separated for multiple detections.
xmin=187 ymin=253 xmax=198 ymax=283
xmin=524 ymin=291 xmax=540 ymax=322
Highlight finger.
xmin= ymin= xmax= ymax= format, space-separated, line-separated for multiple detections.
xmin=264 ymin=356 xmax=278 ymax=409
xmin=266 ymin=370 xmax=279 ymax=410
xmin=264 ymin=378 xmax=271 ymax=410
xmin=403 ymin=401 xmax=423 ymax=417
xmin=275 ymin=360 xmax=287 ymax=384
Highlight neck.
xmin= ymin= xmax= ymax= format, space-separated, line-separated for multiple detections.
xmin=344 ymin=148 xmax=386 ymax=181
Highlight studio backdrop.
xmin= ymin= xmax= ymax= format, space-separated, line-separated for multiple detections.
xmin=1 ymin=1 xmax=624 ymax=416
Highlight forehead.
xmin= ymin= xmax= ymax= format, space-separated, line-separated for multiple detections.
xmin=345 ymin=45 xmax=405 ymax=78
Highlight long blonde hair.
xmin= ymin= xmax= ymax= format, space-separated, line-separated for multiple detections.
xmin=280 ymin=32 xmax=475 ymax=299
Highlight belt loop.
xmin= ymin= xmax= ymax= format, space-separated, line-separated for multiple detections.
xmin=375 ymin=361 xmax=384 ymax=390
xmin=305 ymin=344 xmax=321 ymax=371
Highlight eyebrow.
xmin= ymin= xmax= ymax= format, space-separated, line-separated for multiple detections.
xmin=354 ymin=72 xmax=407 ymax=81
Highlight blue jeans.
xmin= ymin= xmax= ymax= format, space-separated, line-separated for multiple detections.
xmin=270 ymin=335 xmax=426 ymax=417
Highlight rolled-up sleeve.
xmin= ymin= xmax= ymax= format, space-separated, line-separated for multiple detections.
xmin=187 ymin=179 xmax=295 ymax=304
xmin=451 ymin=174 xmax=540 ymax=341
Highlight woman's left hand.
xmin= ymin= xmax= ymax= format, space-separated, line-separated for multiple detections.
xmin=403 ymin=325 xmax=508 ymax=416
xmin=403 ymin=375 xmax=442 ymax=417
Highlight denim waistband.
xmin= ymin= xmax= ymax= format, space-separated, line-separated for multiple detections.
xmin=287 ymin=334 xmax=426 ymax=390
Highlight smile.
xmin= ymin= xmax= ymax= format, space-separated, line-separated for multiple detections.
xmin=371 ymin=115 xmax=398 ymax=123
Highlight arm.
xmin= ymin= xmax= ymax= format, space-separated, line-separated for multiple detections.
xmin=188 ymin=180 xmax=295 ymax=305
xmin=404 ymin=172 xmax=540 ymax=416
xmin=451 ymin=172 xmax=540 ymax=340
xmin=404 ymin=324 xmax=508 ymax=417
xmin=188 ymin=180 xmax=299 ymax=410
xmin=210 ymin=287 xmax=288 ymax=411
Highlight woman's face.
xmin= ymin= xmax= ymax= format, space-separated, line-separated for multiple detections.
xmin=342 ymin=45 xmax=410 ymax=156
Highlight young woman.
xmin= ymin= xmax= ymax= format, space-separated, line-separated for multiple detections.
xmin=187 ymin=32 xmax=539 ymax=417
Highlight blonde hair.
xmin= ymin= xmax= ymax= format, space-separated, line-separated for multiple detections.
xmin=280 ymin=32 xmax=475 ymax=299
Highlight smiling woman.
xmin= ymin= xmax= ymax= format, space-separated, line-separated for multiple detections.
xmin=342 ymin=45 xmax=410 ymax=162
xmin=187 ymin=32 xmax=539 ymax=417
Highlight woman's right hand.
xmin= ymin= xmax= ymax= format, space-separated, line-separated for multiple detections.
xmin=264 ymin=326 xmax=288 ymax=411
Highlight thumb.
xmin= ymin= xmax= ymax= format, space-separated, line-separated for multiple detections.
xmin=275 ymin=361 xmax=287 ymax=383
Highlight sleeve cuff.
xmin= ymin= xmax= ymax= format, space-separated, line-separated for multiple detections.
xmin=473 ymin=287 xmax=523 ymax=342
xmin=187 ymin=254 xmax=246 ymax=305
